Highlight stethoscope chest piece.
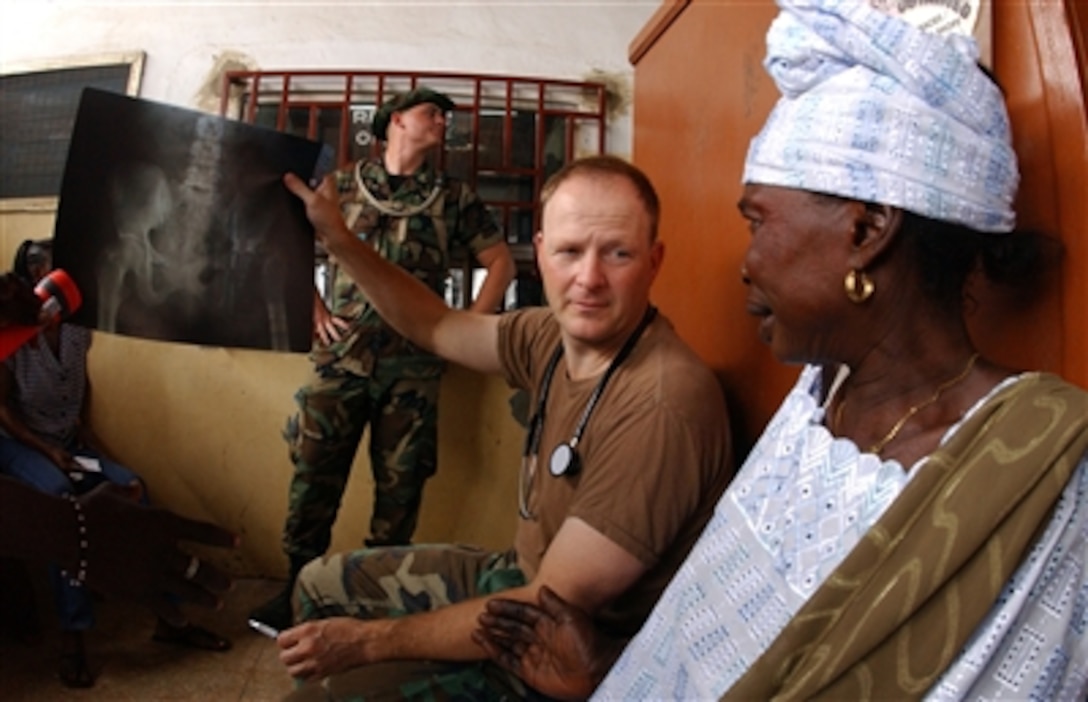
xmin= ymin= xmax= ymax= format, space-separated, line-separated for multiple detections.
xmin=548 ymin=442 xmax=580 ymax=478
xmin=522 ymin=306 xmax=657 ymax=498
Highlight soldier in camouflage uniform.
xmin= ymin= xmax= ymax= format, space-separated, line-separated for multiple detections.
xmin=250 ymin=87 xmax=516 ymax=632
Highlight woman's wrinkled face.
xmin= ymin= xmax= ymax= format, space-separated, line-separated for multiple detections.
xmin=737 ymin=183 xmax=857 ymax=365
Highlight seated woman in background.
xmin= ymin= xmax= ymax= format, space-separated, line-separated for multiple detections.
xmin=474 ymin=1 xmax=1088 ymax=700
xmin=0 ymin=239 xmax=231 ymax=689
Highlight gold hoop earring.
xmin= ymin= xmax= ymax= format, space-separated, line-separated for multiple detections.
xmin=844 ymin=269 xmax=874 ymax=303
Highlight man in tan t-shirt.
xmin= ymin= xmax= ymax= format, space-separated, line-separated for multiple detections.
xmin=275 ymin=155 xmax=734 ymax=700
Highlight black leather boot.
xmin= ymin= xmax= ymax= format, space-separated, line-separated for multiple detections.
xmin=247 ymin=555 xmax=310 ymax=633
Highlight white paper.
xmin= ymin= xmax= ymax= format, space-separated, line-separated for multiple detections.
xmin=73 ymin=456 xmax=102 ymax=473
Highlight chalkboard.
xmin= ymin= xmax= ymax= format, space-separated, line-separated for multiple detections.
xmin=1 ymin=61 xmax=136 ymax=199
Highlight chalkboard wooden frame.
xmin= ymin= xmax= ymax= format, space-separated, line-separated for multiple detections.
xmin=1 ymin=51 xmax=145 ymax=210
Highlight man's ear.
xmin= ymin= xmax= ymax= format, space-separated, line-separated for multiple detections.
xmin=650 ymin=239 xmax=665 ymax=278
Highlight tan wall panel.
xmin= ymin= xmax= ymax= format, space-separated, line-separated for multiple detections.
xmin=0 ymin=215 xmax=522 ymax=577
xmin=0 ymin=205 xmax=58 ymax=256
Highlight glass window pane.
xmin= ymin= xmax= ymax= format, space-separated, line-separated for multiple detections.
xmin=315 ymin=107 xmax=342 ymax=162
xmin=508 ymin=208 xmax=535 ymax=246
xmin=285 ymin=107 xmax=309 ymax=138
xmin=510 ymin=110 xmax=536 ymax=169
xmin=445 ymin=110 xmax=475 ymax=182
xmin=477 ymin=111 xmax=504 ymax=170
xmin=543 ymin=115 xmax=568 ymax=179
xmin=477 ymin=174 xmax=533 ymax=204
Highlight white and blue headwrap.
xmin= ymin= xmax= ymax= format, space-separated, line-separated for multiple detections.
xmin=743 ymin=0 xmax=1018 ymax=233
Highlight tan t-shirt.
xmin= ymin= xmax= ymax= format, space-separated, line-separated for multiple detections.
xmin=498 ymin=307 xmax=734 ymax=636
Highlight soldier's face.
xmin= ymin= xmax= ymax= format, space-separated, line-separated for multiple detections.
xmin=393 ymin=103 xmax=446 ymax=150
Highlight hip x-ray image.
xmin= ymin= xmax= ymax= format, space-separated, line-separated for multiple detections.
xmin=53 ymin=88 xmax=332 ymax=352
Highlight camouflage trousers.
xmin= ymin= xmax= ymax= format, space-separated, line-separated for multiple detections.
xmin=287 ymin=544 xmax=537 ymax=702
xmin=283 ymin=365 xmax=440 ymax=560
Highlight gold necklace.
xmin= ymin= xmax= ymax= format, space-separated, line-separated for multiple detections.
xmin=835 ymin=352 xmax=980 ymax=455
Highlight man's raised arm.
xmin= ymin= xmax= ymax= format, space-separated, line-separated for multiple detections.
xmin=284 ymin=172 xmax=502 ymax=374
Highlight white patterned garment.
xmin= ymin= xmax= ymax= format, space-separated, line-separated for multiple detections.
xmin=928 ymin=458 xmax=1088 ymax=701
xmin=743 ymin=0 xmax=1019 ymax=233
xmin=592 ymin=365 xmax=1088 ymax=701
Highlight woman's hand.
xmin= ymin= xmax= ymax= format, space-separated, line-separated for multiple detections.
xmin=473 ymin=586 xmax=624 ymax=701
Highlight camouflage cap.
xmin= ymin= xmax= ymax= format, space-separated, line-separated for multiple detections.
xmin=371 ymin=87 xmax=455 ymax=141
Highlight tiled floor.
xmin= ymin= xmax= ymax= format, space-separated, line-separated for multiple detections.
xmin=0 ymin=575 xmax=295 ymax=701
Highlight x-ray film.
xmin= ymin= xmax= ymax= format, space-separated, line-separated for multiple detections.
xmin=53 ymin=88 xmax=333 ymax=352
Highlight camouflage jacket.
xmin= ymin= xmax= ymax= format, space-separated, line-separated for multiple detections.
xmin=313 ymin=158 xmax=501 ymax=378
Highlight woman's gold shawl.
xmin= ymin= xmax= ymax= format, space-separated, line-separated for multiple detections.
xmin=725 ymin=372 xmax=1088 ymax=701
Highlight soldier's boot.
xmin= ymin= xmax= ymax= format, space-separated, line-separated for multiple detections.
xmin=248 ymin=554 xmax=310 ymax=633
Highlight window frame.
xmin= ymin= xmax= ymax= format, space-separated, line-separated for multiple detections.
xmin=218 ymin=70 xmax=608 ymax=309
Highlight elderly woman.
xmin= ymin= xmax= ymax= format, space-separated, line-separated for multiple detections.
xmin=474 ymin=1 xmax=1088 ymax=700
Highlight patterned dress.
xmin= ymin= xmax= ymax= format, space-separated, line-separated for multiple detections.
xmin=594 ymin=365 xmax=1088 ymax=701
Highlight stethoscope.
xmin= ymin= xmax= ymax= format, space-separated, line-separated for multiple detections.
xmin=519 ymin=306 xmax=657 ymax=519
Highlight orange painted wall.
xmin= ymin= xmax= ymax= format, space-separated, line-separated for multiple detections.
xmin=991 ymin=1 xmax=1087 ymax=387
xmin=630 ymin=0 xmax=787 ymax=454
xmin=630 ymin=0 xmax=1087 ymax=455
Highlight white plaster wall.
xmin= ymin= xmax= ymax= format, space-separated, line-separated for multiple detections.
xmin=1 ymin=0 xmax=658 ymax=155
